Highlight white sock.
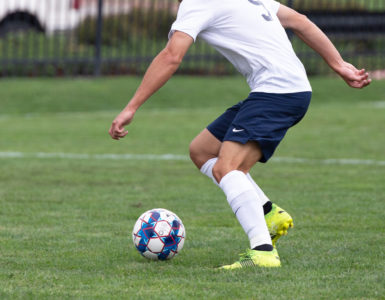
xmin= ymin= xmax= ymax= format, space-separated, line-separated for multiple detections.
xmin=200 ymin=158 xmax=270 ymax=206
xmin=246 ymin=173 xmax=270 ymax=206
xmin=200 ymin=157 xmax=219 ymax=186
xmin=219 ymin=170 xmax=272 ymax=249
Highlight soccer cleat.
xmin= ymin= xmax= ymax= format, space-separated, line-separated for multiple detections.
xmin=219 ymin=248 xmax=281 ymax=270
xmin=265 ymin=203 xmax=294 ymax=247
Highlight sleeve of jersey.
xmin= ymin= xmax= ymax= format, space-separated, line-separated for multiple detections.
xmin=168 ymin=1 xmax=213 ymax=42
xmin=267 ymin=0 xmax=281 ymax=15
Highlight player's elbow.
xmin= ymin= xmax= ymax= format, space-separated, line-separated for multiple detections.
xmin=161 ymin=48 xmax=184 ymax=66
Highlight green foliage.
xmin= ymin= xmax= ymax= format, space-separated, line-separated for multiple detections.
xmin=76 ymin=14 xmax=131 ymax=46
xmin=75 ymin=8 xmax=175 ymax=46
xmin=128 ymin=8 xmax=176 ymax=40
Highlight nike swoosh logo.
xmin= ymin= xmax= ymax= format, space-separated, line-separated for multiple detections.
xmin=232 ymin=128 xmax=244 ymax=133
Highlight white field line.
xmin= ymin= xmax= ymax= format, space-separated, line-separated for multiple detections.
xmin=0 ymin=152 xmax=188 ymax=161
xmin=0 ymin=151 xmax=385 ymax=167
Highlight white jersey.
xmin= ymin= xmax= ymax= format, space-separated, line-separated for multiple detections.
xmin=169 ymin=0 xmax=312 ymax=93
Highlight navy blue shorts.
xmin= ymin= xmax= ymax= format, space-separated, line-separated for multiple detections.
xmin=207 ymin=92 xmax=312 ymax=163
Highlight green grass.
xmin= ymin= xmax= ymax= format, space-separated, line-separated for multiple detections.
xmin=0 ymin=76 xmax=384 ymax=299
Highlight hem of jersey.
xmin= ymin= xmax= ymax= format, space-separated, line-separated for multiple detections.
xmin=270 ymin=0 xmax=281 ymax=15
xmin=250 ymin=87 xmax=313 ymax=94
xmin=168 ymin=28 xmax=197 ymax=42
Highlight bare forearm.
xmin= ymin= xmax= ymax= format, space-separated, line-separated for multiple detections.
xmin=293 ymin=17 xmax=344 ymax=72
xmin=125 ymin=49 xmax=181 ymax=112
xmin=108 ymin=32 xmax=193 ymax=140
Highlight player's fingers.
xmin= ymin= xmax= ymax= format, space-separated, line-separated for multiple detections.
xmin=115 ymin=128 xmax=124 ymax=134
xmin=109 ymin=125 xmax=124 ymax=140
xmin=349 ymin=72 xmax=368 ymax=83
xmin=115 ymin=131 xmax=128 ymax=138
xmin=360 ymin=79 xmax=371 ymax=88
xmin=110 ymin=129 xmax=119 ymax=139
xmin=108 ymin=126 xmax=115 ymax=138
xmin=351 ymin=78 xmax=371 ymax=89
xmin=361 ymin=72 xmax=369 ymax=80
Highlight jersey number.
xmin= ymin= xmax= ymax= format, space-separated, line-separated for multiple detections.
xmin=248 ymin=0 xmax=273 ymax=21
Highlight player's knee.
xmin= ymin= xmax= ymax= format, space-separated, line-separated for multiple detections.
xmin=189 ymin=140 xmax=205 ymax=168
xmin=212 ymin=160 xmax=236 ymax=183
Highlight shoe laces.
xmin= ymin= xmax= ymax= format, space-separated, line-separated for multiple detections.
xmin=238 ymin=249 xmax=257 ymax=267
xmin=239 ymin=249 xmax=253 ymax=261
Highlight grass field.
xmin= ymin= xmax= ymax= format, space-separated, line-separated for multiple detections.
xmin=0 ymin=76 xmax=384 ymax=299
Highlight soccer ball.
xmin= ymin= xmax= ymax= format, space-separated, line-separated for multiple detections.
xmin=132 ymin=208 xmax=185 ymax=260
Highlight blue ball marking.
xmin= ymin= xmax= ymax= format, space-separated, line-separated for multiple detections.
xmin=162 ymin=237 xmax=178 ymax=253
xmin=141 ymin=224 xmax=156 ymax=239
xmin=150 ymin=211 xmax=161 ymax=222
xmin=158 ymin=250 xmax=170 ymax=260
xmin=172 ymin=220 xmax=180 ymax=235
xmin=172 ymin=220 xmax=180 ymax=229
xmin=136 ymin=240 xmax=147 ymax=253
xmin=163 ymin=236 xmax=176 ymax=247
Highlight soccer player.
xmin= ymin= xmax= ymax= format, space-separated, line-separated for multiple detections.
xmin=109 ymin=0 xmax=371 ymax=269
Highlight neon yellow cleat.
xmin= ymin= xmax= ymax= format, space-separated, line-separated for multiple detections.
xmin=265 ymin=203 xmax=294 ymax=247
xmin=219 ymin=248 xmax=281 ymax=270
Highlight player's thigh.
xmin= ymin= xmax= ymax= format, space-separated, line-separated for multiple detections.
xmin=213 ymin=140 xmax=263 ymax=182
xmin=189 ymin=128 xmax=222 ymax=168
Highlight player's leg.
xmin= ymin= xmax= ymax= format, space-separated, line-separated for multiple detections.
xmin=215 ymin=92 xmax=311 ymax=253
xmin=190 ymin=128 xmax=221 ymax=166
xmin=212 ymin=140 xmax=262 ymax=181
xmin=213 ymin=141 xmax=271 ymax=251
xmin=189 ymin=112 xmax=292 ymax=248
xmin=212 ymin=140 xmax=281 ymax=268
xmin=189 ymin=128 xmax=221 ymax=185
xmin=190 ymin=124 xmax=274 ymax=201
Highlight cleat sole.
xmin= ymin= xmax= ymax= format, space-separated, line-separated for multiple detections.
xmin=265 ymin=204 xmax=294 ymax=247
xmin=271 ymin=219 xmax=293 ymax=247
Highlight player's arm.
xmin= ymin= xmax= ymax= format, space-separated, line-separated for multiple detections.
xmin=276 ymin=5 xmax=371 ymax=89
xmin=109 ymin=31 xmax=193 ymax=140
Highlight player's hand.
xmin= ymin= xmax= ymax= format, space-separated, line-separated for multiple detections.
xmin=336 ymin=62 xmax=371 ymax=89
xmin=109 ymin=108 xmax=135 ymax=140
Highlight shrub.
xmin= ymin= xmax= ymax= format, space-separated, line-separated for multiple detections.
xmin=76 ymin=8 xmax=176 ymax=46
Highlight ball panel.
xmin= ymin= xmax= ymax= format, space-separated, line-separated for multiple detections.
xmin=132 ymin=219 xmax=142 ymax=236
xmin=176 ymin=224 xmax=185 ymax=238
xmin=142 ymin=250 xmax=159 ymax=260
xmin=177 ymin=237 xmax=185 ymax=252
xmin=147 ymin=237 xmax=165 ymax=253
xmin=154 ymin=220 xmax=172 ymax=237
xmin=133 ymin=234 xmax=141 ymax=247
